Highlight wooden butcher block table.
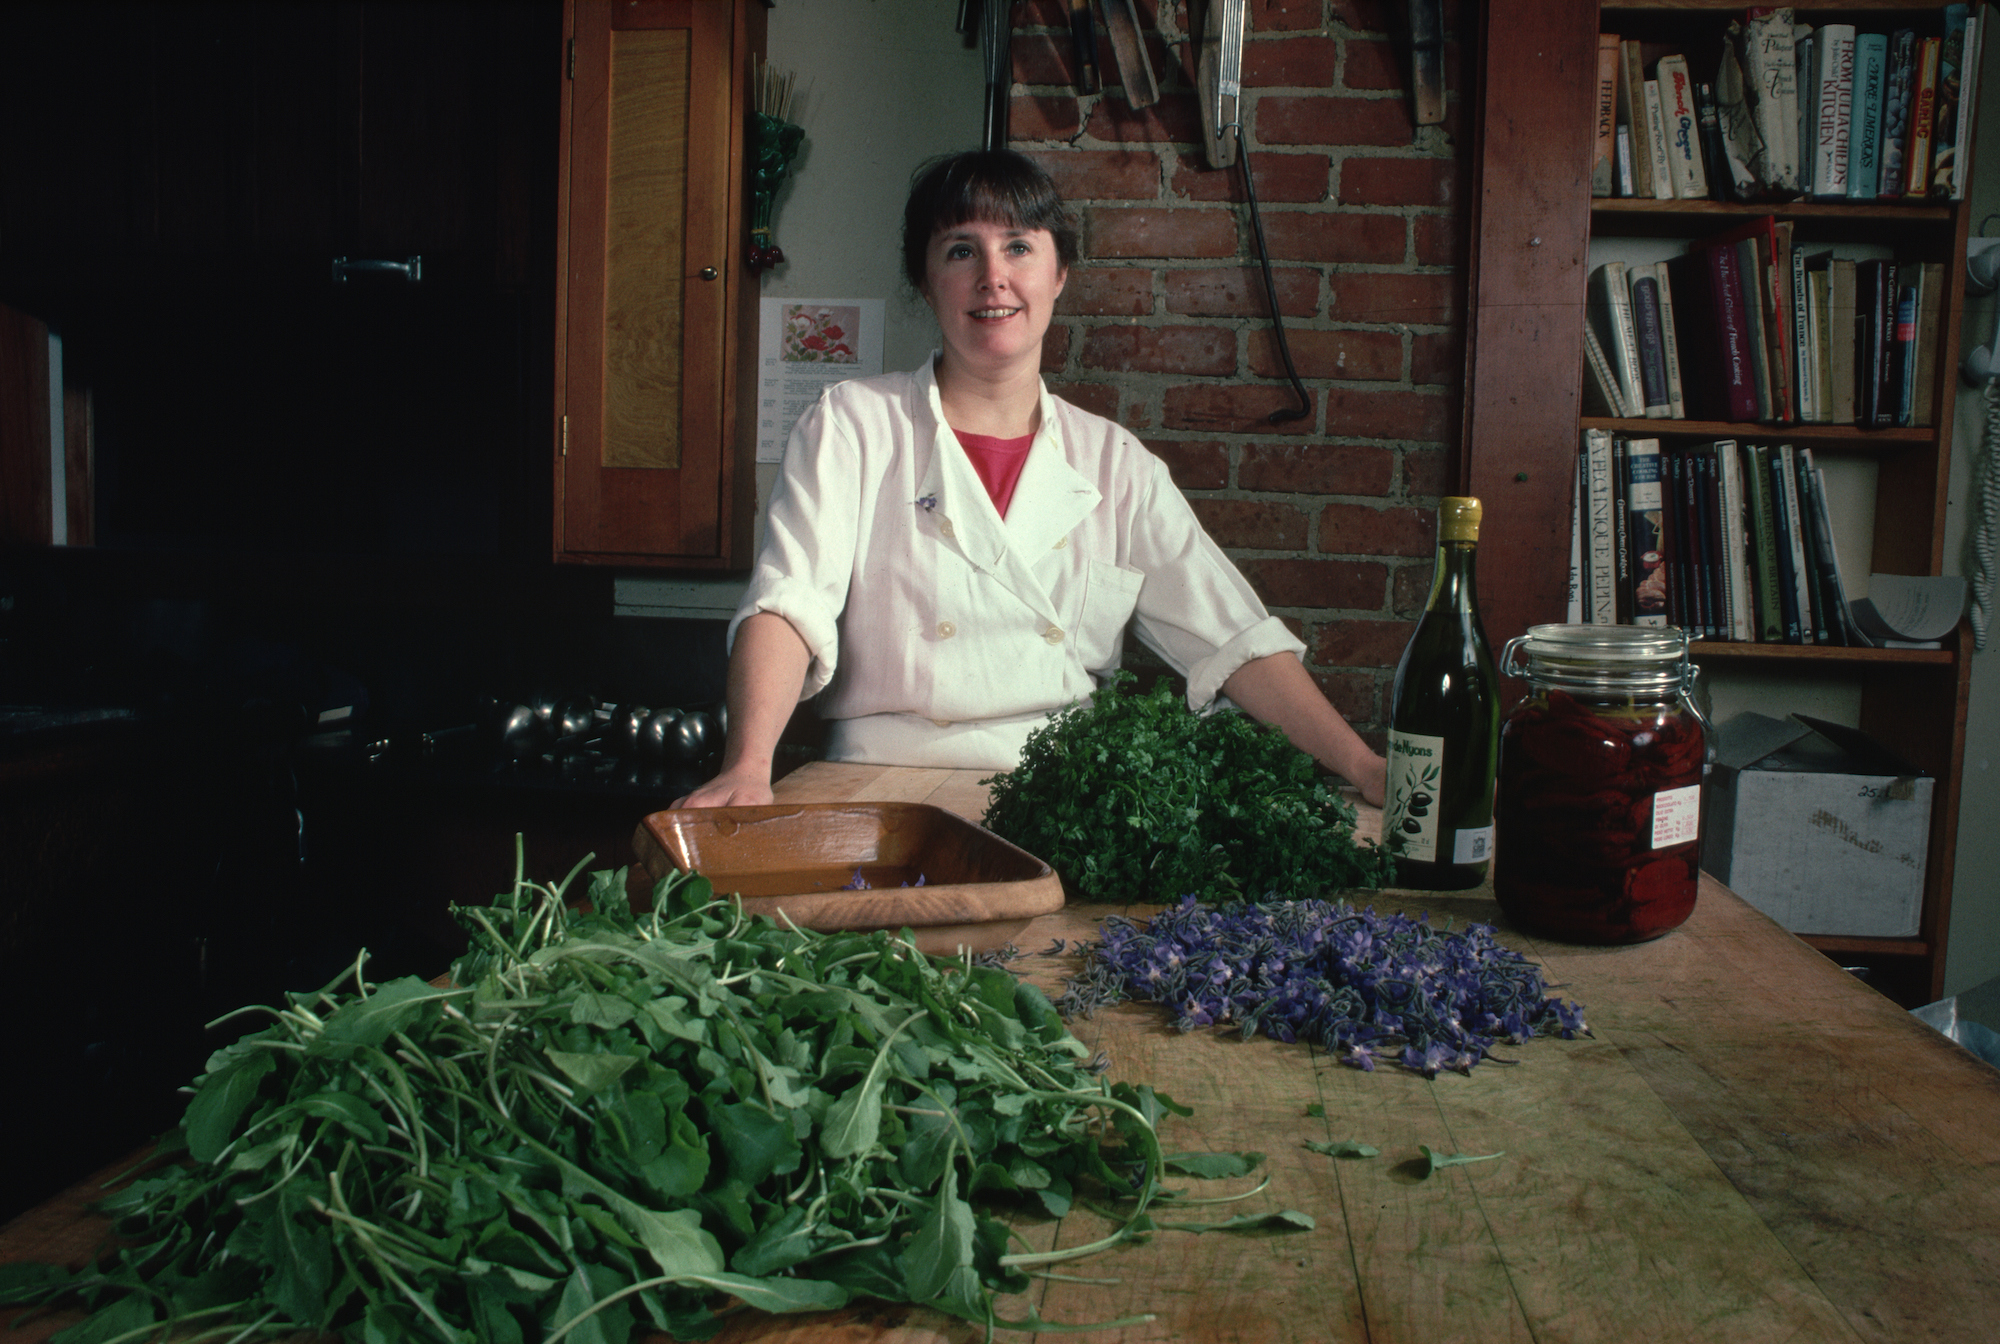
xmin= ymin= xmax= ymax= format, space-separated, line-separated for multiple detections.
xmin=7 ymin=760 xmax=2000 ymax=1343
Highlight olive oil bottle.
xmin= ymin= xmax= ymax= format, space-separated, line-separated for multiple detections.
xmin=1384 ymin=496 xmax=1498 ymax=890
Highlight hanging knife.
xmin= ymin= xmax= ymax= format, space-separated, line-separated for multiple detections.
xmin=1198 ymin=0 xmax=1244 ymax=168
xmin=1099 ymin=0 xmax=1159 ymax=109
xmin=1069 ymin=0 xmax=1098 ymax=95
xmin=1409 ymin=0 xmax=1444 ymax=126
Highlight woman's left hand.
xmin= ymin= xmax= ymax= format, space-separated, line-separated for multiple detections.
xmin=1350 ymin=751 xmax=1388 ymax=810
xmin=1221 ymin=652 xmax=1387 ymax=808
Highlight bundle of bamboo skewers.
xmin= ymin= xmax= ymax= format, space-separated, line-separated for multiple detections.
xmin=747 ymin=57 xmax=804 ymax=272
xmin=752 ymin=55 xmax=799 ymax=124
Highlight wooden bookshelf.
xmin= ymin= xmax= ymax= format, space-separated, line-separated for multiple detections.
xmin=1582 ymin=415 xmax=1936 ymax=446
xmin=1594 ymin=197 xmax=1956 ymax=222
xmin=1463 ymin=0 xmax=1975 ymax=1006
xmin=1689 ymin=640 xmax=1957 ymax=665
xmin=1617 ymin=0 xmax=1947 ymax=10
xmin=1805 ymin=932 xmax=1933 ymax=956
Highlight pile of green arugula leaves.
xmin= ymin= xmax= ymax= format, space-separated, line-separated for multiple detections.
xmin=982 ymin=672 xmax=1395 ymax=903
xmin=0 ymin=848 xmax=1274 ymax=1343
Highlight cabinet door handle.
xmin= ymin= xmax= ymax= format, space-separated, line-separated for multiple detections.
xmin=698 ymin=266 xmax=719 ymax=281
xmin=331 ymin=256 xmax=423 ymax=284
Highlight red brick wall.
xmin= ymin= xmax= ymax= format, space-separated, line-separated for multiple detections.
xmin=1012 ymin=0 xmax=1472 ymax=745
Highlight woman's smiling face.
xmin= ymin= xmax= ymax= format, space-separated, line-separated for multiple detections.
xmin=921 ymin=218 xmax=1067 ymax=376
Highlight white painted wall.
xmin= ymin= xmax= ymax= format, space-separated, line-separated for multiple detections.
xmin=757 ymin=1 xmax=989 ymax=487
xmin=616 ymin=0 xmax=981 ymax=618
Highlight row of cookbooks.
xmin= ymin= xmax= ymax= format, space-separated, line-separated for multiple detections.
xmin=1596 ymin=4 xmax=1987 ymax=203
xmin=1570 ymin=428 xmax=1913 ymax=646
xmin=1584 ymin=218 xmax=1944 ymax=427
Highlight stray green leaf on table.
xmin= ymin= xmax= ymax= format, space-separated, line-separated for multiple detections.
xmin=1163 ymin=1151 xmax=1265 ymax=1180
xmin=1156 ymin=1209 xmax=1316 ymax=1234
xmin=1305 ymin=1139 xmax=1381 ymax=1160
xmin=1418 ymin=1144 xmax=1505 ymax=1177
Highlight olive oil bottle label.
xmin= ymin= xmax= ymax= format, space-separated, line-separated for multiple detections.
xmin=1385 ymin=729 xmax=1444 ymax=863
xmin=1452 ymin=824 xmax=1495 ymax=865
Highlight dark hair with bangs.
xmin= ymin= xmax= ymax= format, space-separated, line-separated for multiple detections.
xmin=901 ymin=150 xmax=1081 ymax=291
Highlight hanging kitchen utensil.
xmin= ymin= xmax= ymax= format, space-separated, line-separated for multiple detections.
xmin=1099 ymin=0 xmax=1159 ymax=109
xmin=1199 ymin=0 xmax=1309 ymax=426
xmin=978 ymin=0 xmax=1013 ymax=150
xmin=1068 ymin=0 xmax=1098 ymax=95
xmin=1408 ymin=0 xmax=1445 ymax=126
xmin=1198 ymin=0 xmax=1244 ymax=168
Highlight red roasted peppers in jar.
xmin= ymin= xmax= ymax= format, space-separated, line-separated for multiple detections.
xmin=1494 ymin=625 xmax=1705 ymax=944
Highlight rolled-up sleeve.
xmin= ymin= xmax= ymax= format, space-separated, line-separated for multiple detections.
xmin=729 ymin=395 xmax=861 ymax=701
xmin=1122 ymin=455 xmax=1306 ymax=711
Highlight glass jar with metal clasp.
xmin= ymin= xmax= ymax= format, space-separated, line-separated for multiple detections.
xmin=1493 ymin=624 xmax=1710 ymax=944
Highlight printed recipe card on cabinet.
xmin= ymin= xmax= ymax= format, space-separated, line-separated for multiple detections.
xmin=757 ymin=298 xmax=885 ymax=462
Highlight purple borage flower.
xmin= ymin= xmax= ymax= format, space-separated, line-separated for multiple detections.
xmin=1061 ymin=895 xmax=1589 ymax=1078
xmin=840 ymin=870 xmax=926 ymax=891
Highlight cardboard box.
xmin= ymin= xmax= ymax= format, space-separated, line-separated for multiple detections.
xmin=1703 ymin=712 xmax=1933 ymax=938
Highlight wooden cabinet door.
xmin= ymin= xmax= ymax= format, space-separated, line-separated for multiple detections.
xmin=0 ymin=2 xmax=551 ymax=560
xmin=556 ymin=0 xmax=758 ymax=567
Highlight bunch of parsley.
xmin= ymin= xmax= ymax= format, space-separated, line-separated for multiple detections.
xmin=983 ymin=672 xmax=1394 ymax=904
xmin=0 ymin=849 xmax=1200 ymax=1343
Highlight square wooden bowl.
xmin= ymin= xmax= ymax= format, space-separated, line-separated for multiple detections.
xmin=631 ymin=802 xmax=1064 ymax=955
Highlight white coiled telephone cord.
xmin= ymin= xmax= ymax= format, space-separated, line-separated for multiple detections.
xmin=1964 ymin=225 xmax=2000 ymax=651
xmin=1974 ymin=374 xmax=2000 ymax=650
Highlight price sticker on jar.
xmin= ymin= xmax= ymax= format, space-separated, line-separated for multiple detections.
xmin=1651 ymin=783 xmax=1701 ymax=848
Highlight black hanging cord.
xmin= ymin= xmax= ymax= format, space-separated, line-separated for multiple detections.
xmin=1238 ymin=151 xmax=1312 ymax=424
xmin=979 ymin=0 xmax=1011 ymax=152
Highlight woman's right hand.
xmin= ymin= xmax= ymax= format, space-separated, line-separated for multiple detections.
xmin=671 ymin=612 xmax=813 ymax=810
xmin=671 ymin=765 xmax=774 ymax=810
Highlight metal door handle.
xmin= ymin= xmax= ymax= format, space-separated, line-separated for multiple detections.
xmin=331 ymin=256 xmax=422 ymax=284
xmin=698 ymin=266 xmax=718 ymax=281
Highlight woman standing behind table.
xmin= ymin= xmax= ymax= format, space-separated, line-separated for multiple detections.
xmin=675 ymin=150 xmax=1386 ymax=809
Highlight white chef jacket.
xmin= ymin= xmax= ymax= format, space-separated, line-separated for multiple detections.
xmin=730 ymin=357 xmax=1305 ymax=769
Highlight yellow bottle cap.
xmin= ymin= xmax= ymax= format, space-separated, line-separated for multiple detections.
xmin=1438 ymin=496 xmax=1482 ymax=542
